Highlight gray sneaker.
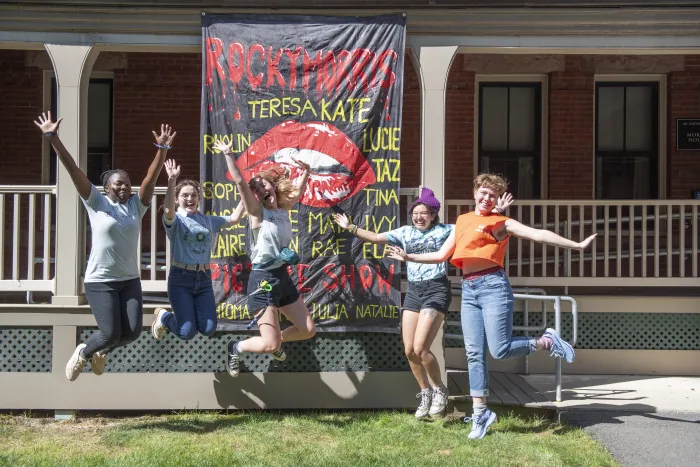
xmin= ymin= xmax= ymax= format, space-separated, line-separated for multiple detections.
xmin=415 ymin=390 xmax=432 ymax=419
xmin=429 ymin=386 xmax=449 ymax=417
xmin=65 ymin=343 xmax=88 ymax=381
xmin=91 ymin=351 xmax=107 ymax=376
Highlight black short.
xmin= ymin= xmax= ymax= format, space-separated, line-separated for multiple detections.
xmin=247 ymin=266 xmax=300 ymax=312
xmin=402 ymin=276 xmax=451 ymax=313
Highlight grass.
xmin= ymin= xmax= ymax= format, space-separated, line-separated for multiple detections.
xmin=0 ymin=410 xmax=618 ymax=467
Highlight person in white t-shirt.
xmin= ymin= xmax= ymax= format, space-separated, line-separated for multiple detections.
xmin=34 ymin=112 xmax=175 ymax=381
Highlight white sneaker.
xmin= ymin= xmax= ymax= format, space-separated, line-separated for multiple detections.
xmin=65 ymin=343 xmax=88 ymax=381
xmin=429 ymin=386 xmax=449 ymax=417
xmin=271 ymin=348 xmax=286 ymax=361
xmin=91 ymin=351 xmax=107 ymax=376
xmin=151 ymin=308 xmax=168 ymax=340
xmin=415 ymin=389 xmax=432 ymax=419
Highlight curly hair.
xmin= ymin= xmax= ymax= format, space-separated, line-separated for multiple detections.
xmin=250 ymin=167 xmax=298 ymax=211
xmin=473 ymin=173 xmax=508 ymax=197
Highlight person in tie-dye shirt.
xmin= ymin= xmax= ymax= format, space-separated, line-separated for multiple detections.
xmin=334 ymin=187 xmax=512 ymax=419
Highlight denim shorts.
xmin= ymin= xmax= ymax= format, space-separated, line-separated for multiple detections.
xmin=402 ymin=276 xmax=452 ymax=313
xmin=247 ymin=266 xmax=300 ymax=312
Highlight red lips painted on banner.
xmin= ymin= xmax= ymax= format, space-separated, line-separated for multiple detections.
xmin=226 ymin=120 xmax=376 ymax=208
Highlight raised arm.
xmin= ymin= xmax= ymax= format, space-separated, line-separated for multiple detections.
xmin=387 ymin=230 xmax=456 ymax=264
xmin=162 ymin=159 xmax=180 ymax=224
xmin=215 ymin=140 xmax=262 ymax=220
xmin=504 ymin=219 xmax=596 ymax=250
xmin=333 ymin=213 xmax=389 ymax=244
xmin=226 ymin=200 xmax=247 ymax=226
xmin=493 ymin=192 xmax=514 ymax=214
xmin=140 ymin=124 xmax=176 ymax=204
xmin=34 ymin=112 xmax=92 ymax=199
xmin=287 ymin=157 xmax=311 ymax=206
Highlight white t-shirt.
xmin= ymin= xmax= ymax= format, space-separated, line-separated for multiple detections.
xmin=81 ymin=185 xmax=149 ymax=282
xmin=250 ymin=207 xmax=293 ymax=270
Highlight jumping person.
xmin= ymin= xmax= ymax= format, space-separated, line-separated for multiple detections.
xmin=214 ymin=140 xmax=317 ymax=377
xmin=334 ymin=187 xmax=513 ymax=419
xmin=388 ymin=173 xmax=595 ymax=438
xmin=150 ymin=159 xmax=246 ymax=342
xmin=34 ymin=111 xmax=175 ymax=381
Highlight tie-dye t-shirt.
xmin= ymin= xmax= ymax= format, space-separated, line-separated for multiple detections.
xmin=384 ymin=223 xmax=454 ymax=282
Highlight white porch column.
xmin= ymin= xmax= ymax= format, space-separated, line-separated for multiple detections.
xmin=45 ymin=44 xmax=99 ymax=305
xmin=411 ymin=45 xmax=458 ymax=222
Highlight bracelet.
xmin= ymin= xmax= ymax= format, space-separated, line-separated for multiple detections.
xmin=349 ymin=224 xmax=358 ymax=235
xmin=494 ymin=207 xmax=505 ymax=214
xmin=154 ymin=143 xmax=172 ymax=150
xmin=44 ymin=131 xmax=56 ymax=138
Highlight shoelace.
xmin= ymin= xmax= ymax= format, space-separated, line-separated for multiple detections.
xmin=416 ymin=391 xmax=431 ymax=410
xmin=72 ymin=358 xmax=87 ymax=372
xmin=228 ymin=352 xmax=239 ymax=367
xmin=543 ymin=333 xmax=567 ymax=359
xmin=463 ymin=412 xmax=486 ymax=425
xmin=433 ymin=388 xmax=447 ymax=405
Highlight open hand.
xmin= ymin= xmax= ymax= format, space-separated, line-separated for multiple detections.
xmin=214 ymin=140 xmax=234 ymax=156
xmin=152 ymin=124 xmax=176 ymax=147
xmin=333 ymin=213 xmax=351 ymax=229
xmin=577 ymin=234 xmax=597 ymax=250
xmin=386 ymin=245 xmax=407 ymax=262
xmin=164 ymin=159 xmax=181 ymax=179
xmin=33 ymin=111 xmax=62 ymax=134
xmin=497 ymin=192 xmax=514 ymax=211
xmin=291 ymin=156 xmax=312 ymax=173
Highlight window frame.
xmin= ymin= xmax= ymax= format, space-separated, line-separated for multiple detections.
xmin=474 ymin=74 xmax=549 ymax=200
xmin=593 ymin=74 xmax=667 ymax=200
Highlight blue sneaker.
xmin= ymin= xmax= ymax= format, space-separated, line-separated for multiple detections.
xmin=465 ymin=409 xmax=497 ymax=439
xmin=543 ymin=328 xmax=575 ymax=363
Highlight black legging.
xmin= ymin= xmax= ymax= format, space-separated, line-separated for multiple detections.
xmin=82 ymin=278 xmax=143 ymax=358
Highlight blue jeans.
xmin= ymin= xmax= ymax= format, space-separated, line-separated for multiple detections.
xmin=164 ymin=266 xmax=217 ymax=340
xmin=460 ymin=269 xmax=536 ymax=397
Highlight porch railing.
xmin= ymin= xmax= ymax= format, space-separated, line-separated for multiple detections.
xmin=2 ymin=184 xmax=698 ymax=301
xmin=0 ymin=186 xmax=56 ymax=296
xmin=445 ymin=200 xmax=699 ymax=287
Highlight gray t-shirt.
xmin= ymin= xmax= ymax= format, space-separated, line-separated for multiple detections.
xmin=81 ymin=185 xmax=149 ymax=282
xmin=250 ymin=207 xmax=293 ymax=270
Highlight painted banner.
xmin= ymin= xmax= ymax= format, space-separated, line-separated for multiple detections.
xmin=200 ymin=13 xmax=406 ymax=332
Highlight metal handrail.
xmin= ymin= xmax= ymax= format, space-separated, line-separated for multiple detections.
xmin=445 ymin=292 xmax=578 ymax=403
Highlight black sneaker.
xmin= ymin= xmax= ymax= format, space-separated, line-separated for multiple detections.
xmin=271 ymin=348 xmax=286 ymax=362
xmin=226 ymin=341 xmax=240 ymax=377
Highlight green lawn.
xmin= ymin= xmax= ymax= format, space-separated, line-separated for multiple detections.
xmin=0 ymin=410 xmax=617 ymax=467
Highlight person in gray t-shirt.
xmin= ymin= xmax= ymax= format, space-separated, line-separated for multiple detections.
xmin=34 ymin=112 xmax=176 ymax=382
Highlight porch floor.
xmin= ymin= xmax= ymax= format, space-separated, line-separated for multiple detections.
xmin=447 ymin=369 xmax=700 ymax=413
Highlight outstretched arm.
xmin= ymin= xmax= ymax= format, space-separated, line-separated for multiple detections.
xmin=227 ymin=200 xmax=247 ymax=226
xmin=139 ymin=124 xmax=176 ymax=204
xmin=215 ymin=140 xmax=262 ymax=221
xmin=333 ymin=213 xmax=389 ymax=244
xmin=504 ymin=219 xmax=596 ymax=250
xmin=387 ymin=230 xmax=456 ymax=264
xmin=162 ymin=159 xmax=180 ymax=224
xmin=34 ymin=112 xmax=92 ymax=200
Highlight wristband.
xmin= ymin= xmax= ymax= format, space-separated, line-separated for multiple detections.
xmin=494 ymin=207 xmax=505 ymax=214
xmin=44 ymin=131 xmax=56 ymax=138
xmin=349 ymin=224 xmax=358 ymax=235
xmin=154 ymin=143 xmax=172 ymax=150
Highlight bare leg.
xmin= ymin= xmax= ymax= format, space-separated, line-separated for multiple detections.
xmin=402 ymin=310 xmax=430 ymax=390
xmin=279 ymin=298 xmax=316 ymax=342
xmin=413 ymin=308 xmax=445 ymax=388
xmin=238 ymin=306 xmax=282 ymax=353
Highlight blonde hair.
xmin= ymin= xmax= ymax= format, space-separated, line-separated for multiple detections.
xmin=473 ymin=173 xmax=508 ymax=197
xmin=251 ymin=167 xmax=297 ymax=211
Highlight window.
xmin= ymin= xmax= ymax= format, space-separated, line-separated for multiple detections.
xmin=595 ymin=82 xmax=659 ymax=199
xmin=478 ymin=83 xmax=542 ymax=199
xmin=50 ymin=78 xmax=114 ymax=186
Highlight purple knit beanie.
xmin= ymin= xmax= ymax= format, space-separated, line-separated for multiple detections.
xmin=408 ymin=187 xmax=441 ymax=215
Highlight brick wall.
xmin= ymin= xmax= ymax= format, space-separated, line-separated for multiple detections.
xmin=669 ymin=55 xmax=700 ymax=199
xmin=445 ymin=55 xmax=475 ymax=200
xmin=400 ymin=54 xmax=420 ymax=189
xmin=111 ymin=52 xmax=202 ymax=182
xmin=0 ymin=50 xmax=44 ymax=185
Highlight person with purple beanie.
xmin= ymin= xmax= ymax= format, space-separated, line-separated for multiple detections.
xmin=334 ymin=186 xmax=512 ymax=419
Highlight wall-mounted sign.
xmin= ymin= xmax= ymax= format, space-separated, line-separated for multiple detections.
xmin=676 ymin=119 xmax=700 ymax=151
